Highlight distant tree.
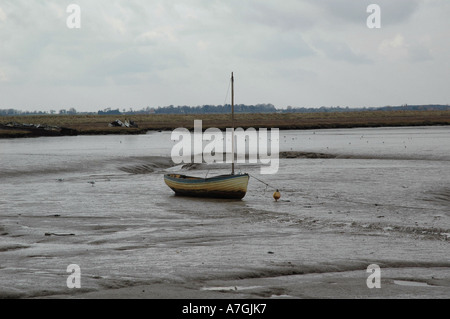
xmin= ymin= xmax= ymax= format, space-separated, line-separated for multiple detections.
xmin=98 ymin=108 xmax=121 ymax=115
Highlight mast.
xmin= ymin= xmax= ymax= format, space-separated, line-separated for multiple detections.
xmin=231 ymin=72 xmax=235 ymax=175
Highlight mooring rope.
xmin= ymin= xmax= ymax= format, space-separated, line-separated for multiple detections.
xmin=248 ymin=173 xmax=279 ymax=193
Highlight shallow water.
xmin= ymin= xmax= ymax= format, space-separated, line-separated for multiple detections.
xmin=0 ymin=126 xmax=449 ymax=298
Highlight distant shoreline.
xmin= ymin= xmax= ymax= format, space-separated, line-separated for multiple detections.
xmin=1 ymin=109 xmax=449 ymax=139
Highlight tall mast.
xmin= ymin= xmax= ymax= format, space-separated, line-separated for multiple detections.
xmin=231 ymin=72 xmax=235 ymax=175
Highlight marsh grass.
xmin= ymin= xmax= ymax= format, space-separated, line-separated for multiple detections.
xmin=1 ymin=110 xmax=449 ymax=138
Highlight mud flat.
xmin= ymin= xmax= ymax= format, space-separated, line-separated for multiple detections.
xmin=1 ymin=126 xmax=448 ymax=300
xmin=40 ymin=266 xmax=450 ymax=299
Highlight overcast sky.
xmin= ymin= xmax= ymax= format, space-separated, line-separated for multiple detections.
xmin=1 ymin=0 xmax=449 ymax=112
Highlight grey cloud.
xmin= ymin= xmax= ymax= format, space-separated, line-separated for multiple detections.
xmin=408 ymin=45 xmax=433 ymax=63
xmin=306 ymin=0 xmax=420 ymax=25
xmin=311 ymin=39 xmax=372 ymax=64
xmin=236 ymin=0 xmax=317 ymax=30
xmin=92 ymin=46 xmax=186 ymax=81
xmin=0 ymin=0 xmax=186 ymax=86
xmin=237 ymin=31 xmax=316 ymax=61
xmin=1 ymin=0 xmax=448 ymax=111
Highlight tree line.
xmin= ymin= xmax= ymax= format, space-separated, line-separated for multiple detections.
xmin=1 ymin=104 xmax=448 ymax=116
xmin=153 ymin=103 xmax=277 ymax=114
xmin=281 ymin=104 xmax=450 ymax=113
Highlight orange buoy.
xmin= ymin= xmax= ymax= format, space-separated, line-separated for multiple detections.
xmin=273 ymin=189 xmax=281 ymax=201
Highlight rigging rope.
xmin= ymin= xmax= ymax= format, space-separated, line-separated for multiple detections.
xmin=223 ymin=78 xmax=231 ymax=106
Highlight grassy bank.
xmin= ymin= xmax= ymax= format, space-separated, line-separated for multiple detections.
xmin=1 ymin=110 xmax=450 ymax=138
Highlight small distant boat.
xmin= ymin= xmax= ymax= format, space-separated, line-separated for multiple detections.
xmin=164 ymin=72 xmax=250 ymax=199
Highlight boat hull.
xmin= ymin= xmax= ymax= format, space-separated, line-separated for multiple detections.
xmin=164 ymin=173 xmax=249 ymax=199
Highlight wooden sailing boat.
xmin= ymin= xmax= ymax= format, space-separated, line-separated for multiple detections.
xmin=164 ymin=72 xmax=250 ymax=199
